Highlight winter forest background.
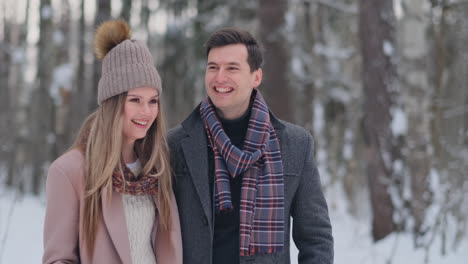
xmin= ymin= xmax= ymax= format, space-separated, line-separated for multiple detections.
xmin=1 ymin=0 xmax=468 ymax=263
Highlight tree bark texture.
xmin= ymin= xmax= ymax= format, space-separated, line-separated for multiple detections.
xmin=359 ymin=0 xmax=397 ymax=241
xmin=91 ymin=0 xmax=111 ymax=111
xmin=258 ymin=0 xmax=293 ymax=122
xmin=31 ymin=0 xmax=55 ymax=194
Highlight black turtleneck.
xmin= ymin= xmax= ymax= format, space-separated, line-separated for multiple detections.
xmin=209 ymin=107 xmax=251 ymax=264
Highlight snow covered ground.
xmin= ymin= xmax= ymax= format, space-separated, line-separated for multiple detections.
xmin=0 ymin=188 xmax=46 ymax=263
xmin=1 ymin=186 xmax=467 ymax=263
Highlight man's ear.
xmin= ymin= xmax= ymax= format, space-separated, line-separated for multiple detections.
xmin=253 ymin=68 xmax=263 ymax=88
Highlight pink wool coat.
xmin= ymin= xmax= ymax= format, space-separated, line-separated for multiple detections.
xmin=43 ymin=149 xmax=183 ymax=264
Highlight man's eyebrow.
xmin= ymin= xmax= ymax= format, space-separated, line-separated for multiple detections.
xmin=207 ymin=61 xmax=241 ymax=66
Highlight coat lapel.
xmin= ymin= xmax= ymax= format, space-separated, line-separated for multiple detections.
xmin=180 ymin=109 xmax=213 ymax=227
xmin=102 ymin=187 xmax=132 ymax=264
xmin=271 ymin=113 xmax=293 ymax=173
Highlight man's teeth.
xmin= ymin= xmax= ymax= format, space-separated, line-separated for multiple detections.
xmin=215 ymin=87 xmax=232 ymax=93
xmin=133 ymin=120 xmax=148 ymax=125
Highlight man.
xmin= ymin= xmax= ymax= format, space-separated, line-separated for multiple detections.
xmin=168 ymin=27 xmax=333 ymax=264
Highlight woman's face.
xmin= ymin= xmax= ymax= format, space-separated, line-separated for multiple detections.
xmin=122 ymin=86 xmax=159 ymax=145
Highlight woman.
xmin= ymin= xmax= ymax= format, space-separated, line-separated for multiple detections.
xmin=43 ymin=20 xmax=182 ymax=264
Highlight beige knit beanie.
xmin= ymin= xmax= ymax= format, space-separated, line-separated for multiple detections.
xmin=94 ymin=20 xmax=161 ymax=105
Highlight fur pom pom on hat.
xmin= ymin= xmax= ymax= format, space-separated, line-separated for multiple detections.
xmin=94 ymin=20 xmax=161 ymax=105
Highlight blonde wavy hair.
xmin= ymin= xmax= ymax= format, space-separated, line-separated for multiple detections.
xmin=71 ymin=93 xmax=172 ymax=257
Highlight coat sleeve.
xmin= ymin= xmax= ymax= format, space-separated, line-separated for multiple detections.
xmin=291 ymin=133 xmax=334 ymax=264
xmin=43 ymin=161 xmax=80 ymax=264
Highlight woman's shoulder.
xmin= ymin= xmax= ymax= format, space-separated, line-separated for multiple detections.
xmin=48 ymin=148 xmax=85 ymax=187
xmin=50 ymin=148 xmax=85 ymax=169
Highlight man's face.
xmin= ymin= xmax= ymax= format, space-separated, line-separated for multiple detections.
xmin=205 ymin=44 xmax=262 ymax=120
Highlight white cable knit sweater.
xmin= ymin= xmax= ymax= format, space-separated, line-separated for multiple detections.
xmin=122 ymin=159 xmax=157 ymax=264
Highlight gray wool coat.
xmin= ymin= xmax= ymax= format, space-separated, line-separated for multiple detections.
xmin=168 ymin=107 xmax=334 ymax=264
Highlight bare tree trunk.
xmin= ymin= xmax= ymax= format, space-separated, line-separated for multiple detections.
xmin=54 ymin=0 xmax=72 ymax=155
xmin=68 ymin=0 xmax=88 ymax=143
xmin=4 ymin=0 xmax=31 ymax=190
xmin=30 ymin=0 xmax=55 ymax=194
xmin=0 ymin=18 xmax=10 ymax=127
xmin=258 ymin=0 xmax=293 ymax=122
xmin=397 ymin=0 xmax=433 ymax=240
xmin=120 ymin=0 xmax=132 ymax=22
xmin=430 ymin=0 xmax=468 ymax=248
xmin=300 ymin=1 xmax=316 ymax=134
xmin=226 ymin=0 xmax=256 ymax=27
xmin=140 ymin=0 xmax=150 ymax=36
xmin=160 ymin=0 xmax=216 ymax=128
xmin=359 ymin=0 xmax=397 ymax=241
xmin=91 ymin=0 xmax=111 ymax=111
xmin=160 ymin=31 xmax=195 ymax=128
xmin=1 ymin=12 xmax=13 ymax=186
xmin=296 ymin=1 xmax=367 ymax=217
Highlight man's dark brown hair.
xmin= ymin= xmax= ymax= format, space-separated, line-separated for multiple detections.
xmin=205 ymin=27 xmax=264 ymax=72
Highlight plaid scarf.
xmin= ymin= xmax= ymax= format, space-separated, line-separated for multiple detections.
xmin=200 ymin=90 xmax=284 ymax=256
xmin=113 ymin=166 xmax=159 ymax=195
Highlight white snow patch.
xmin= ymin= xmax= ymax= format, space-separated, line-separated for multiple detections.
xmin=330 ymin=87 xmax=351 ymax=103
xmin=285 ymin=10 xmax=296 ymax=32
xmin=53 ymin=30 xmax=64 ymax=45
xmin=40 ymin=5 xmax=52 ymax=19
xmin=381 ymin=150 xmax=393 ymax=173
xmin=291 ymin=56 xmax=306 ymax=79
xmin=50 ymin=63 xmax=74 ymax=105
xmin=343 ymin=129 xmax=353 ymax=160
xmin=12 ymin=48 xmax=26 ymax=64
xmin=391 ymin=107 xmax=408 ymax=136
xmin=149 ymin=10 xmax=168 ymax=35
xmin=0 ymin=188 xmax=45 ymax=263
xmin=313 ymin=103 xmax=324 ymax=134
xmin=313 ymin=43 xmax=354 ymax=59
xmin=393 ymin=0 xmax=404 ymax=19
xmin=46 ymin=132 xmax=55 ymax=144
xmin=343 ymin=143 xmax=352 ymax=161
xmin=383 ymin=40 xmax=394 ymax=56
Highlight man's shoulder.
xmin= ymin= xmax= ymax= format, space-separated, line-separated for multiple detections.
xmin=273 ymin=116 xmax=313 ymax=142
xmin=167 ymin=106 xmax=203 ymax=146
xmin=167 ymin=124 xmax=191 ymax=152
xmin=168 ymin=124 xmax=185 ymax=141
xmin=272 ymin=116 xmax=316 ymax=163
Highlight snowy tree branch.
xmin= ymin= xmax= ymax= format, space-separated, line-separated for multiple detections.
xmin=432 ymin=0 xmax=468 ymax=8
xmin=450 ymin=0 xmax=468 ymax=6
xmin=313 ymin=0 xmax=358 ymax=14
xmin=443 ymin=104 xmax=468 ymax=118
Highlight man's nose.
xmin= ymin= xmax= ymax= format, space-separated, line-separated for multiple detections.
xmin=215 ymin=69 xmax=227 ymax=82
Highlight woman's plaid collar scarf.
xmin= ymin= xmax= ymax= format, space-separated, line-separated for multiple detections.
xmin=112 ymin=166 xmax=159 ymax=195
xmin=200 ymin=90 xmax=285 ymax=256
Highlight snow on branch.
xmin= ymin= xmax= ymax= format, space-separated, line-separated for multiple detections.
xmin=449 ymin=0 xmax=468 ymax=6
xmin=443 ymin=104 xmax=468 ymax=119
xmin=433 ymin=0 xmax=468 ymax=8
xmin=314 ymin=0 xmax=358 ymax=14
